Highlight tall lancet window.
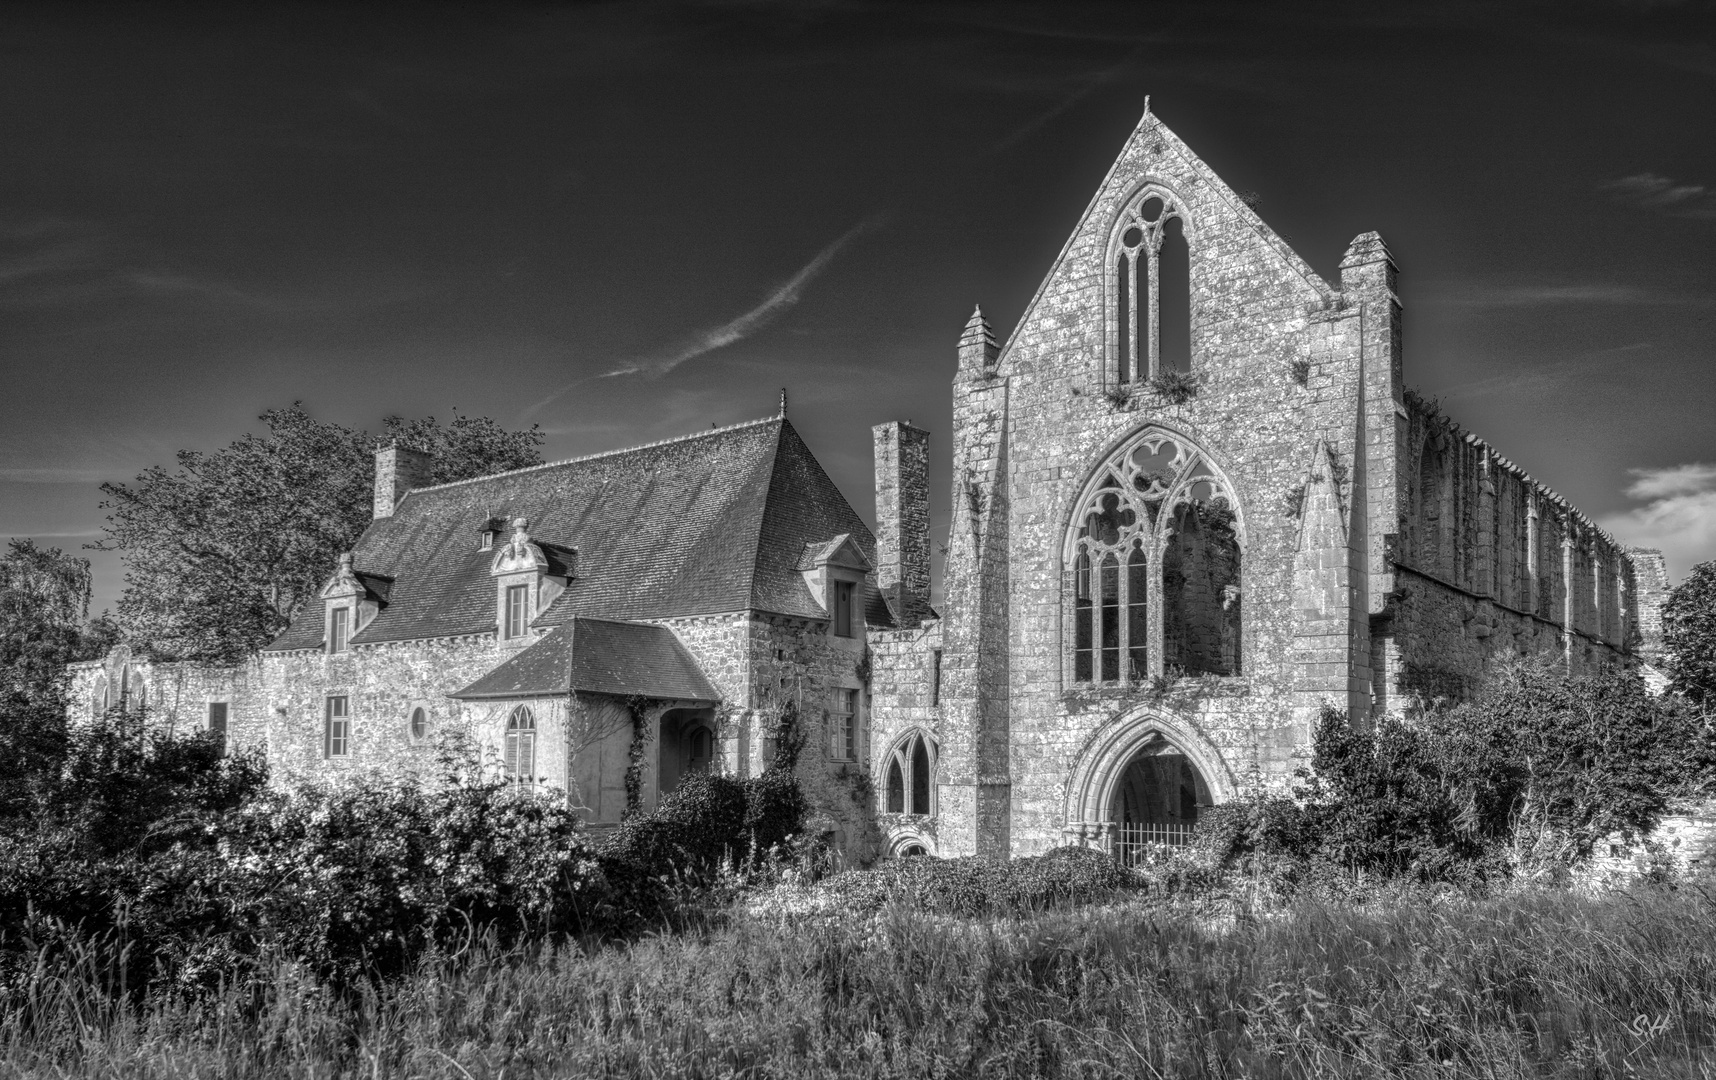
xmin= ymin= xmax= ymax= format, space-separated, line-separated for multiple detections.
xmin=1111 ymin=191 xmax=1191 ymax=385
xmin=1068 ymin=427 xmax=1243 ymax=685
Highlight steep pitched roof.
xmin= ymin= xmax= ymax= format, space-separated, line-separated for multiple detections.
xmin=266 ymin=416 xmax=878 ymax=650
xmin=450 ymin=616 xmax=720 ymax=702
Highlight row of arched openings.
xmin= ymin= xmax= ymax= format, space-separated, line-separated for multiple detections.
xmin=91 ymin=665 xmax=145 ymax=717
xmin=1113 ymin=190 xmax=1191 ymax=385
xmin=1071 ymin=428 xmax=1242 ymax=683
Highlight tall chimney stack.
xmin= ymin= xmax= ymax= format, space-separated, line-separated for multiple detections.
xmin=373 ymin=444 xmax=434 ymax=519
xmin=873 ymin=420 xmax=932 ymax=627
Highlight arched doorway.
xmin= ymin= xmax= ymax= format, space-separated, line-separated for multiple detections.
xmin=1108 ymin=736 xmax=1210 ymax=863
xmin=1063 ymin=707 xmax=1235 ymax=862
xmin=659 ymin=707 xmax=717 ymax=797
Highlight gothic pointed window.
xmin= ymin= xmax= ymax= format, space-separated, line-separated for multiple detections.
xmin=505 ymin=705 xmax=536 ymax=784
xmin=883 ymin=731 xmax=936 ymax=817
xmin=1111 ymin=191 xmax=1190 ymax=385
xmin=1069 ymin=428 xmax=1242 ymax=685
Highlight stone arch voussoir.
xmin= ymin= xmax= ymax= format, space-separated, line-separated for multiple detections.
xmin=1062 ymin=706 xmax=1237 ymax=842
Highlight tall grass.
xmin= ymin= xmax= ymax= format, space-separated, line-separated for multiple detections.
xmin=5 ymin=882 xmax=1716 ymax=1078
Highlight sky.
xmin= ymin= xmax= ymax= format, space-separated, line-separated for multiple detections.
xmin=3 ymin=0 xmax=1715 ymax=617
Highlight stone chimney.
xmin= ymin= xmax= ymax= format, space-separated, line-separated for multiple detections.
xmin=373 ymin=444 xmax=434 ymax=519
xmin=873 ymin=421 xmax=932 ymax=627
xmin=1630 ymin=547 xmax=1671 ymax=663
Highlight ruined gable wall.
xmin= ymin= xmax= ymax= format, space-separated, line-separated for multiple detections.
xmin=955 ymin=112 xmax=1374 ymax=856
xmin=1382 ymin=394 xmax=1638 ymax=710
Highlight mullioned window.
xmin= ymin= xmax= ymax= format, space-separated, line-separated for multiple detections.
xmin=1069 ymin=428 xmax=1242 ymax=685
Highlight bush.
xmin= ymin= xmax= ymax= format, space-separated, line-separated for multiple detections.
xmin=596 ymin=768 xmax=809 ymax=930
xmin=218 ymin=772 xmax=602 ymax=988
xmin=806 ymin=845 xmax=1139 ymax=918
xmin=0 ymin=723 xmax=604 ymax=996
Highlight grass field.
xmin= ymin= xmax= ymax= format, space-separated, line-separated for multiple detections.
xmin=5 ymin=880 xmax=1715 ymax=1078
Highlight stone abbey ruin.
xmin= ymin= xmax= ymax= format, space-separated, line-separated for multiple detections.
xmin=73 ymin=108 xmax=1668 ymax=863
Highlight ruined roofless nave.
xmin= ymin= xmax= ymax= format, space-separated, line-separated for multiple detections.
xmin=72 ymin=107 xmax=1664 ymax=864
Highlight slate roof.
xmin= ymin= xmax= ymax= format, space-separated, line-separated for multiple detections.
xmin=450 ymin=616 xmax=720 ymax=702
xmin=267 ymin=416 xmax=884 ymax=650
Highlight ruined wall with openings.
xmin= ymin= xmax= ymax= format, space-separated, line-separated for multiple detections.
xmin=1377 ymin=393 xmax=1638 ymax=711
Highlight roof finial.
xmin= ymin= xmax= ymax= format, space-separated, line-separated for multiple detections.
xmin=779 ymin=387 xmax=787 ymax=417
xmin=1142 ymin=94 xmax=1151 ymax=121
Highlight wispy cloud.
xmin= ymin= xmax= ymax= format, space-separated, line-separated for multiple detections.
xmin=524 ymin=215 xmax=883 ymax=417
xmin=1601 ymin=173 xmax=1716 ymax=220
xmin=1598 ymin=463 xmax=1716 ymax=582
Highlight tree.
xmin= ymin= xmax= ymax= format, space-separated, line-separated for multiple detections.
xmin=95 ymin=404 xmax=542 ymax=662
xmin=0 ymin=540 xmax=113 ymax=811
xmin=1665 ymin=560 xmax=1716 ymax=708
xmin=0 ymin=539 xmax=98 ymax=699
xmin=1427 ymin=662 xmax=1713 ymax=866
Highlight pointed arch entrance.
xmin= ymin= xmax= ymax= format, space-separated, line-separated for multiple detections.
xmin=1062 ymin=707 xmax=1236 ymax=861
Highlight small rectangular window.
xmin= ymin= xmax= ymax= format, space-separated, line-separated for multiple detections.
xmin=325 ymin=696 xmax=350 ymax=758
xmin=505 ymin=584 xmax=529 ymax=639
xmin=833 ymin=688 xmax=858 ymax=760
xmin=930 ymin=648 xmax=942 ymax=708
xmin=207 ymin=701 xmax=228 ymax=755
xmin=328 ymin=606 xmax=349 ymax=653
xmin=833 ymin=581 xmax=856 ymax=638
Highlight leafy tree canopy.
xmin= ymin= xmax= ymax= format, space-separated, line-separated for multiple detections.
xmin=0 ymin=539 xmax=116 ymax=809
xmin=95 ymin=404 xmax=542 ymax=662
xmin=1665 ymin=560 xmax=1716 ymax=707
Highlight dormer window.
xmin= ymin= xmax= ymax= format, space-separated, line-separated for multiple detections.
xmin=795 ymin=533 xmax=871 ymax=641
xmin=833 ymin=581 xmax=856 ymax=638
xmin=329 ymin=606 xmax=349 ymax=653
xmin=504 ymin=584 xmax=529 ymax=640
xmin=320 ymin=551 xmax=388 ymax=652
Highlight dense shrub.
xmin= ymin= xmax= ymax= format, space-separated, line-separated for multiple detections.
xmin=1426 ymin=661 xmax=1715 ymax=865
xmin=0 ymin=722 xmax=604 ymax=995
xmin=1300 ymin=706 xmax=1496 ymax=883
xmin=218 ymin=772 xmax=602 ymax=988
xmin=801 ymin=845 xmax=1141 ymax=918
xmin=596 ymin=768 xmax=809 ymax=928
xmin=1209 ymin=665 xmax=1716 ymax=889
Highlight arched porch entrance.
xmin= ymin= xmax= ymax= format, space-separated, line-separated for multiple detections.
xmin=1062 ymin=708 xmax=1235 ymax=864
xmin=1109 ymin=738 xmax=1211 ymax=861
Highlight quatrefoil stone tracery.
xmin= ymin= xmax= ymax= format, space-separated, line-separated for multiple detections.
xmin=1074 ymin=432 xmax=1232 ymax=555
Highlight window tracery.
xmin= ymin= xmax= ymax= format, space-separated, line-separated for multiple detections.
xmin=1111 ymin=190 xmax=1192 ymax=385
xmin=883 ymin=730 xmax=936 ymax=816
xmin=1069 ymin=428 xmax=1242 ymax=684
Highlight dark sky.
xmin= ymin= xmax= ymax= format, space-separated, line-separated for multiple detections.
xmin=5 ymin=1 xmax=1716 ymax=615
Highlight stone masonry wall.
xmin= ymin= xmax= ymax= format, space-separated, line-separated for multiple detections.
xmin=1378 ymin=393 xmax=1639 ymax=712
xmin=943 ymin=109 xmax=1366 ymax=857
xmin=868 ymin=619 xmax=944 ymax=853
